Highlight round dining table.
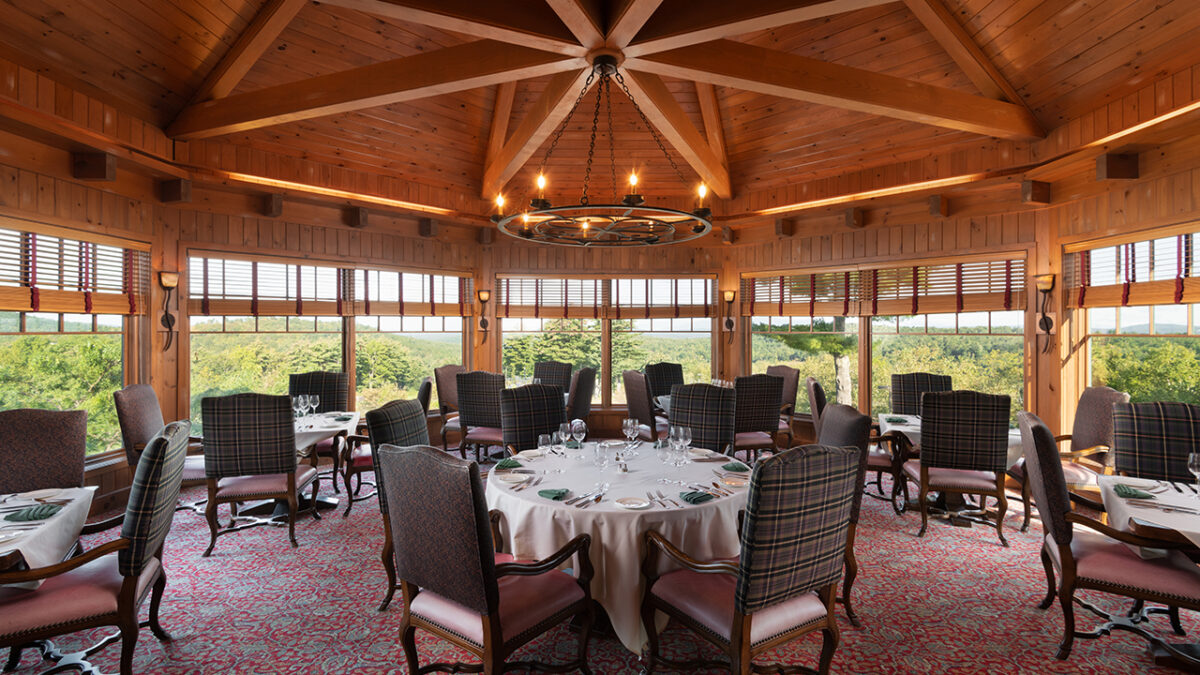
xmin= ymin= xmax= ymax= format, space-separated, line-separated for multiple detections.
xmin=486 ymin=441 xmax=747 ymax=652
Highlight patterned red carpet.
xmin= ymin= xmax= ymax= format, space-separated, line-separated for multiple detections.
xmin=9 ymin=475 xmax=1196 ymax=674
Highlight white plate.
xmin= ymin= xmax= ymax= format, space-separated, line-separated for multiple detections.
xmin=517 ymin=449 xmax=544 ymax=459
xmin=17 ymin=489 xmax=61 ymax=500
xmin=615 ymin=497 xmax=651 ymax=510
xmin=721 ymin=475 xmax=749 ymax=488
xmin=496 ymin=473 xmax=530 ymax=484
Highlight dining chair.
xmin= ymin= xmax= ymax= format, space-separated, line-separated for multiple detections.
xmin=434 ymin=364 xmax=468 ymax=453
xmin=806 ymin=377 xmax=828 ymax=440
xmin=899 ymin=390 xmax=1011 ymax=546
xmin=889 ymin=372 xmax=952 ymax=417
xmin=765 ymin=365 xmax=799 ymax=447
xmin=114 ymin=384 xmax=207 ymax=511
xmin=624 ymin=369 xmax=666 ymax=442
xmin=644 ymin=362 xmax=684 ymax=402
xmin=415 ymin=376 xmax=433 ymax=414
xmin=341 ymin=396 xmax=431 ymax=519
xmin=733 ymin=374 xmax=783 ymax=464
xmin=351 ymin=398 xmax=430 ymax=610
xmin=532 ymin=360 xmax=573 ymax=394
xmin=566 ymin=367 xmax=596 ymax=421
xmin=0 ymin=420 xmax=190 ymax=675
xmin=816 ymin=403 xmax=872 ymax=627
xmin=1111 ymin=401 xmax=1200 ymax=482
xmin=289 ymin=371 xmax=350 ymax=492
xmin=0 ymin=409 xmax=87 ymax=494
xmin=1018 ymin=411 xmax=1200 ymax=668
xmin=200 ymin=393 xmax=320 ymax=556
xmin=456 ymin=371 xmax=506 ymax=463
xmin=1007 ymin=386 xmax=1130 ymax=529
xmin=381 ymin=444 xmax=594 ymax=673
xmin=640 ymin=444 xmax=858 ymax=674
xmin=669 ymin=383 xmax=735 ymax=456
xmin=501 ymin=383 xmax=567 ymax=454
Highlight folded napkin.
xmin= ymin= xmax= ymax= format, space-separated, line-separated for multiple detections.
xmin=4 ymin=503 xmax=63 ymax=522
xmin=333 ymin=415 xmax=353 ymax=422
xmin=885 ymin=416 xmax=910 ymax=424
xmin=723 ymin=462 xmax=750 ymax=472
xmin=564 ymin=440 xmax=581 ymax=449
xmin=537 ymin=488 xmax=570 ymax=501
xmin=495 ymin=458 xmax=522 ymax=470
xmin=679 ymin=491 xmax=714 ymax=505
xmin=1114 ymin=484 xmax=1155 ymax=500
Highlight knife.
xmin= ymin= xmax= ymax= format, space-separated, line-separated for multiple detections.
xmin=1179 ymin=481 xmax=1198 ymax=494
xmin=564 ymin=488 xmax=599 ymax=505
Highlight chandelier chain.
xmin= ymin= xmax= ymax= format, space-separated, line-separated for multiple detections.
xmin=605 ymin=76 xmax=617 ymax=203
xmin=580 ymin=74 xmax=605 ymax=206
xmin=539 ymin=68 xmax=596 ymax=178
xmin=613 ymin=70 xmax=689 ymax=186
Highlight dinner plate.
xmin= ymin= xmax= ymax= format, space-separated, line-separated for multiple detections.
xmin=721 ymin=475 xmax=749 ymax=488
xmin=17 ymin=489 xmax=61 ymax=500
xmin=615 ymin=497 xmax=651 ymax=510
xmin=517 ymin=449 xmax=544 ymax=459
xmin=496 ymin=473 xmax=530 ymax=484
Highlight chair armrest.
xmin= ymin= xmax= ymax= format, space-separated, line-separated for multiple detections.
xmin=1067 ymin=491 xmax=1106 ymax=512
xmin=0 ymin=538 xmax=129 ymax=584
xmin=495 ymin=534 xmax=593 ymax=586
xmin=488 ymin=509 xmax=504 ymax=553
xmin=1060 ymin=444 xmax=1109 ymax=460
xmin=643 ymin=530 xmax=739 ymax=580
xmin=1065 ymin=512 xmax=1192 ymax=549
xmin=80 ymin=513 xmax=125 ymax=535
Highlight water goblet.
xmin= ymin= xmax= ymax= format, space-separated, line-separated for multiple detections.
xmin=538 ymin=433 xmax=553 ymax=454
xmin=593 ymin=442 xmax=610 ymax=471
xmin=292 ymin=396 xmax=302 ymax=419
xmin=571 ymin=419 xmax=588 ymax=445
xmin=309 ymin=394 xmax=320 ymax=415
xmin=557 ymin=422 xmax=571 ymax=452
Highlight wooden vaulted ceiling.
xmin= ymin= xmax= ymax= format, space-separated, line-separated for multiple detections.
xmin=0 ymin=0 xmax=1197 ymax=223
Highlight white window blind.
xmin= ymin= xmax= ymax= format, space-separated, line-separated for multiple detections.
xmin=740 ymin=271 xmax=861 ymax=317
xmin=497 ymin=276 xmax=713 ymax=319
xmin=0 ymin=227 xmax=149 ymax=315
xmin=1066 ymin=231 xmax=1197 ymax=308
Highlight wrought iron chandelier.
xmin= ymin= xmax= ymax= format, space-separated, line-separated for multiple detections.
xmin=491 ymin=55 xmax=713 ymax=247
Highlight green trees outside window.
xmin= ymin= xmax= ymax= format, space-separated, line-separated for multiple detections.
xmin=1088 ymin=305 xmax=1200 ymax=404
xmin=750 ymin=316 xmax=858 ymax=411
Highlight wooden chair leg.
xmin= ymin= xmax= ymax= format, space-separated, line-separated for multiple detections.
xmin=147 ymin=571 xmax=172 ymax=641
xmin=401 ymin=622 xmax=420 ymax=673
xmin=995 ymin=488 xmax=1009 ymax=547
xmin=575 ymin=602 xmax=595 ymax=675
xmin=842 ymin=546 xmax=860 ymax=627
xmin=917 ymin=482 xmax=929 ymax=537
xmin=287 ymin=493 xmax=299 ymax=548
xmin=118 ymin=614 xmax=139 ymax=675
xmin=1020 ymin=473 xmax=1031 ymax=532
xmin=640 ymin=597 xmax=660 ymax=674
xmin=203 ymin=496 xmax=220 ymax=558
xmin=1056 ymin=581 xmax=1077 ymax=659
xmin=379 ymin=537 xmax=397 ymax=611
xmin=1038 ymin=546 xmax=1057 ymax=610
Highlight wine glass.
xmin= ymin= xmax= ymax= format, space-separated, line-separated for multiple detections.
xmin=538 ymin=433 xmax=552 ymax=453
xmin=296 ymin=394 xmax=308 ymax=417
xmin=1189 ymin=453 xmax=1200 ymax=498
xmin=309 ymin=394 xmax=320 ymax=415
xmin=292 ymin=396 xmax=302 ymax=419
xmin=558 ymin=422 xmax=572 ymax=453
xmin=571 ymin=419 xmax=587 ymax=445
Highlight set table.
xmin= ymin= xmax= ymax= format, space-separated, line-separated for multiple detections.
xmin=878 ymin=413 xmax=1024 ymax=468
xmin=243 ymin=411 xmax=360 ymax=518
xmin=0 ymin=487 xmax=96 ymax=585
xmin=486 ymin=441 xmax=747 ymax=652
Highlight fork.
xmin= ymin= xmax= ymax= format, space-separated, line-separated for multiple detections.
xmin=656 ymin=490 xmax=682 ymax=509
xmin=646 ymin=491 xmax=665 ymax=508
xmin=514 ymin=476 xmax=542 ymax=492
xmin=577 ymin=483 xmax=609 ymax=509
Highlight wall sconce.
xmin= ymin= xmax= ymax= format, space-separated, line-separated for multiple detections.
xmin=159 ymin=272 xmax=179 ymax=352
xmin=1034 ymin=273 xmax=1055 ymax=353
xmin=476 ymin=289 xmax=491 ymax=342
xmin=722 ymin=290 xmax=736 ymax=342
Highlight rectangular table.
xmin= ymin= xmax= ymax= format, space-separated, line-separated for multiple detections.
xmin=0 ymin=486 xmax=96 ymax=587
xmin=878 ymin=413 xmax=1024 ymax=468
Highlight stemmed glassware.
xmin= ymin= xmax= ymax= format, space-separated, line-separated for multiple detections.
xmin=557 ymin=422 xmax=572 ymax=456
xmin=571 ymin=419 xmax=588 ymax=445
xmin=292 ymin=396 xmax=303 ymax=419
xmin=1189 ymin=452 xmax=1200 ymax=499
xmin=309 ymin=394 xmax=320 ymax=414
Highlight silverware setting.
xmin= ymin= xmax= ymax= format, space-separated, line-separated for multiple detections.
xmin=512 ymin=476 xmax=543 ymax=492
xmin=576 ymin=483 xmax=609 ymax=509
xmin=646 ymin=491 xmax=667 ymax=509
xmin=564 ymin=488 xmax=599 ymax=506
xmin=656 ymin=490 xmax=682 ymax=509
xmin=1127 ymin=499 xmax=1200 ymax=514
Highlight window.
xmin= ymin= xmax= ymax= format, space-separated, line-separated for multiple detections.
xmin=750 ymin=316 xmax=858 ymax=411
xmin=357 ymin=314 xmax=463 ymax=412
xmin=501 ymin=318 xmax=601 ymax=399
xmin=611 ymin=317 xmax=712 ymax=404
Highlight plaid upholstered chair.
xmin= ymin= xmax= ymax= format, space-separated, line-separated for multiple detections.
xmin=806 ymin=377 xmax=828 ymax=439
xmin=624 ymin=369 xmax=667 ymax=442
xmin=816 ymin=403 xmax=872 ymax=627
xmin=1018 ymin=411 xmax=1200 ymax=667
xmin=641 ymin=444 xmax=858 ymax=674
xmin=0 ymin=420 xmax=190 ymax=675
xmin=566 ymin=367 xmax=596 ymax=421
xmin=114 ymin=384 xmax=206 ymax=510
xmin=0 ymin=409 xmax=86 ymax=494
xmin=434 ymin=364 xmax=467 ymax=452
xmin=766 ymin=365 xmax=799 ymax=447
xmin=201 ymin=393 xmax=320 ymax=556
xmin=289 ymin=371 xmax=349 ymax=491
xmin=501 ymin=384 xmax=567 ymax=454
xmin=890 ymin=372 xmax=951 ymax=416
xmin=669 ymin=383 xmax=735 ymax=456
xmin=733 ymin=374 xmax=783 ymax=464
xmin=532 ymin=360 xmax=572 ymax=394
xmin=1112 ymin=401 xmax=1200 ymax=482
xmin=380 ymin=444 xmax=594 ymax=673
xmin=415 ymin=377 xmax=433 ymax=414
xmin=899 ymin=390 xmax=1011 ymax=546
xmin=456 ymin=371 xmax=506 ymax=462
xmin=353 ymin=399 xmax=431 ymax=610
xmin=644 ymin=361 xmax=684 ymax=402
xmin=1008 ymin=386 xmax=1129 ymax=529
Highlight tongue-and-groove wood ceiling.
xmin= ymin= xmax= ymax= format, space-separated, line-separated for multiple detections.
xmin=0 ymin=0 xmax=1196 ymax=222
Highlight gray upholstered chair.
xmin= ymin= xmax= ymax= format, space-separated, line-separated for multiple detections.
xmin=381 ymin=444 xmax=594 ymax=673
xmin=624 ymin=369 xmax=666 ymax=442
xmin=806 ymin=377 xmax=828 ymax=440
xmin=1019 ymin=411 xmax=1200 ymax=668
xmin=816 ymin=403 xmax=871 ymax=627
xmin=1112 ymin=401 xmax=1200 ymax=482
xmin=890 ymin=372 xmax=951 ymax=416
xmin=415 ymin=377 xmax=433 ymax=414
xmin=532 ymin=360 xmax=572 ymax=394
xmin=114 ymin=384 xmax=206 ymax=510
xmin=434 ymin=364 xmax=468 ymax=453
xmin=456 ymin=371 xmax=506 ymax=463
xmin=733 ymin=374 xmax=783 ymax=464
xmin=0 ymin=409 xmax=86 ymax=494
xmin=668 ymin=383 xmax=735 ymax=456
xmin=644 ymin=362 xmax=684 ymax=402
xmin=0 ymin=420 xmax=190 ymax=675
xmin=640 ymin=444 xmax=858 ymax=674
xmin=201 ymin=393 xmax=319 ymax=556
xmin=899 ymin=390 xmax=1011 ymax=546
xmin=289 ymin=371 xmax=350 ymax=491
xmin=501 ymin=384 xmax=567 ymax=454
xmin=766 ymin=365 xmax=799 ymax=447
xmin=566 ymin=367 xmax=596 ymax=421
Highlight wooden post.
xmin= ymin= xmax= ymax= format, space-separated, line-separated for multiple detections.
xmin=721 ymin=225 xmax=736 ymax=245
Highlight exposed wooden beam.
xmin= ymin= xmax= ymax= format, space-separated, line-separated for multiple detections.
xmin=607 ymin=0 xmax=665 ymax=49
xmin=694 ymin=81 xmax=727 ymax=168
xmin=262 ymin=193 xmax=284 ymax=218
xmin=1096 ymin=153 xmax=1139 ymax=180
xmin=628 ymin=40 xmax=1044 ymax=141
xmin=774 ymin=218 xmax=794 ymax=237
xmin=317 ymin=0 xmax=587 ymax=57
xmin=1021 ymin=180 xmax=1051 ymax=204
xmin=71 ymin=152 xmax=116 ymax=181
xmin=620 ymin=70 xmax=732 ymax=197
xmin=347 ymin=206 xmax=369 ymax=229
xmin=545 ymin=0 xmax=606 ymax=49
xmin=721 ymin=224 xmax=735 ymax=245
xmin=929 ymin=194 xmax=950 ymax=217
xmin=482 ymin=68 xmax=592 ymax=199
xmin=486 ymin=82 xmax=517 ymax=174
xmin=624 ymin=0 xmax=894 ymax=57
xmin=158 ymin=179 xmax=192 ymax=204
xmin=478 ymin=227 xmax=496 ymax=245
xmin=418 ymin=217 xmax=439 ymax=238
xmin=843 ymin=207 xmax=864 ymax=229
xmin=169 ymin=41 xmax=583 ymax=140
xmin=189 ymin=0 xmax=307 ymax=104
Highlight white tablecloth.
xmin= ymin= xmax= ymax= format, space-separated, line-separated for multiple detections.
xmin=294 ymin=412 xmax=359 ymax=452
xmin=878 ymin=414 xmax=1024 ymax=468
xmin=1100 ymin=475 xmax=1200 ymax=550
xmin=486 ymin=441 xmax=746 ymax=652
xmin=0 ymin=486 xmax=96 ymax=588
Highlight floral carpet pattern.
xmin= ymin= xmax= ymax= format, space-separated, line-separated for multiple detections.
xmin=9 ymin=474 xmax=1197 ymax=674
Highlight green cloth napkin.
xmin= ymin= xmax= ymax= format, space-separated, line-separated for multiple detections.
xmin=885 ymin=416 xmax=910 ymax=424
xmin=564 ymin=440 xmax=581 ymax=449
xmin=537 ymin=488 xmax=570 ymax=501
xmin=723 ymin=462 xmax=750 ymax=472
xmin=4 ymin=503 xmax=63 ymax=522
xmin=679 ymin=491 xmax=714 ymax=505
xmin=495 ymin=458 xmax=522 ymax=470
xmin=1114 ymin=484 xmax=1154 ymax=499
xmin=333 ymin=415 xmax=353 ymax=421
